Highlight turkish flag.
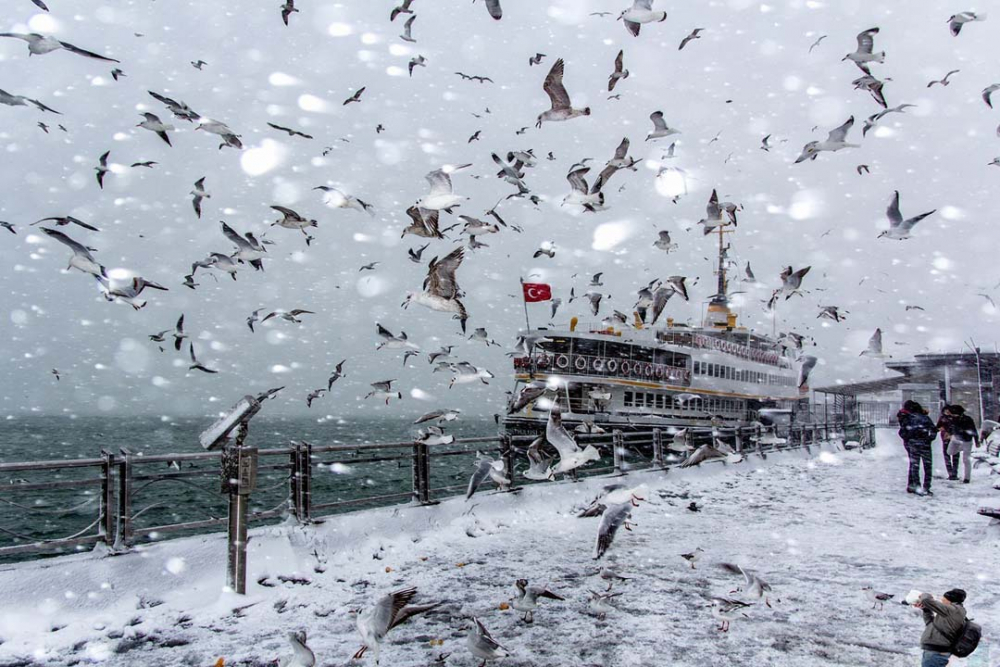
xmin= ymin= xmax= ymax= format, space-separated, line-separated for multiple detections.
xmin=522 ymin=282 xmax=552 ymax=302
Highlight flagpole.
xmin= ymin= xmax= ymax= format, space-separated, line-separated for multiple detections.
xmin=519 ymin=277 xmax=532 ymax=331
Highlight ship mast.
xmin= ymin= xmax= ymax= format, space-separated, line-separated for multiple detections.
xmin=704 ymin=221 xmax=736 ymax=329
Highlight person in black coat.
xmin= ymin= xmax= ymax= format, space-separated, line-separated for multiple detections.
xmin=897 ymin=400 xmax=937 ymax=495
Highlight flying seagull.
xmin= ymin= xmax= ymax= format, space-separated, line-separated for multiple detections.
xmin=188 ymin=343 xmax=218 ymax=374
xmin=280 ymin=0 xmax=299 ymax=26
xmin=0 ymin=88 xmax=60 ymax=113
xmin=94 ymin=151 xmax=110 ymax=189
xmin=417 ymin=166 xmax=469 ymax=211
xmin=268 ymin=122 xmax=312 ymax=139
xmin=536 ymin=58 xmax=591 ymax=128
xmin=314 ymin=186 xmax=374 ymax=215
xmin=794 ymin=117 xmax=858 ymax=163
xmin=0 ymin=32 xmax=119 ymax=62
xmin=190 ymin=177 xmax=209 ymax=218
xmin=466 ymin=455 xmax=509 ymax=500
xmin=620 ymin=0 xmax=667 ymax=37
xmin=400 ymin=15 xmax=417 ymax=43
xmin=390 ymin=0 xmax=415 ymax=21
xmin=479 ymin=0 xmax=502 ymax=20
xmin=860 ymin=328 xmax=885 ymax=357
xmin=343 ymin=87 xmax=366 ymax=105
xmin=927 ymin=69 xmax=959 ymax=88
xmin=594 ymin=502 xmax=636 ymax=559
xmin=678 ymin=28 xmax=704 ymax=50
xmin=137 ymin=113 xmax=174 ymax=146
xmin=95 ymin=275 xmax=168 ymax=310
xmin=878 ymin=191 xmax=935 ymax=240
xmin=646 ymin=111 xmax=680 ymax=140
xmin=843 ymin=27 xmax=884 ymax=75
xmin=403 ymin=247 xmax=468 ymax=333
xmin=607 ymin=50 xmax=629 ymax=91
xmin=948 ymin=11 xmax=985 ymax=36
xmin=353 ymin=588 xmax=441 ymax=664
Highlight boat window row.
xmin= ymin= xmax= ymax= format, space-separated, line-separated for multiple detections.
xmin=692 ymin=360 xmax=795 ymax=387
xmin=537 ymin=337 xmax=688 ymax=368
xmin=623 ymin=391 xmax=743 ymax=414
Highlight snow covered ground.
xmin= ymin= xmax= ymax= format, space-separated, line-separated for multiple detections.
xmin=1 ymin=430 xmax=998 ymax=667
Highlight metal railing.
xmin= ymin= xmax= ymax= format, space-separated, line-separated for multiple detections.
xmin=514 ymin=352 xmax=691 ymax=384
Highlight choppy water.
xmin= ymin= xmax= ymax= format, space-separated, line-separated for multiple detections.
xmin=0 ymin=415 xmax=510 ymax=561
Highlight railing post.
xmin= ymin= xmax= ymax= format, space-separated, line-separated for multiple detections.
xmin=411 ymin=442 xmax=425 ymax=504
xmin=501 ymin=435 xmax=518 ymax=491
xmin=115 ymin=448 xmax=133 ymax=551
xmin=100 ymin=450 xmax=115 ymax=547
xmin=734 ymin=429 xmax=744 ymax=454
xmin=612 ymin=430 xmax=625 ymax=475
xmin=300 ymin=441 xmax=312 ymax=522
xmin=222 ymin=433 xmax=257 ymax=595
xmin=652 ymin=429 xmax=664 ymax=468
xmin=289 ymin=444 xmax=301 ymax=521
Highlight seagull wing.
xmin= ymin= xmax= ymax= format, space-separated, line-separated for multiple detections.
xmin=886 ymin=191 xmax=903 ymax=227
xmin=57 ymin=39 xmax=119 ymax=62
xmin=39 ymin=227 xmax=95 ymax=260
xmin=424 ymin=169 xmax=453 ymax=197
xmin=902 ymin=209 xmax=936 ymax=231
xmin=466 ymin=458 xmax=494 ymax=499
xmin=566 ymin=166 xmax=590 ymax=194
xmin=594 ymin=503 xmax=630 ymax=559
xmin=826 ymin=116 xmax=854 ymax=143
xmin=221 ymin=222 xmax=251 ymax=250
xmin=546 ymin=409 xmax=581 ymax=458
xmin=855 ymin=27 xmax=878 ymax=55
xmin=649 ymin=111 xmax=668 ymax=132
xmin=542 ymin=59 xmax=571 ymax=111
xmin=426 ymin=246 xmax=463 ymax=299
xmin=591 ymin=164 xmax=619 ymax=194
xmin=484 ymin=0 xmax=502 ymax=20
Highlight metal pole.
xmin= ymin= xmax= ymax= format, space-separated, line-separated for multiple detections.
xmin=116 ymin=448 xmax=133 ymax=550
xmin=519 ymin=278 xmax=532 ymax=332
xmin=100 ymin=450 xmax=115 ymax=547
xmin=223 ymin=423 xmax=256 ymax=595
xmin=300 ymin=441 xmax=312 ymax=522
xmin=501 ymin=435 xmax=517 ymax=491
xmin=227 ymin=493 xmax=249 ymax=594
xmin=411 ymin=442 xmax=427 ymax=504
xmin=289 ymin=445 xmax=301 ymax=521
xmin=612 ymin=430 xmax=624 ymax=475
xmin=652 ymin=429 xmax=664 ymax=467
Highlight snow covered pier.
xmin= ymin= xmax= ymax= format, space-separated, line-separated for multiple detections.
xmin=1 ymin=430 xmax=996 ymax=666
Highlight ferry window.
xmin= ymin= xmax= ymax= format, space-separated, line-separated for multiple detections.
xmin=655 ymin=394 xmax=664 ymax=409
xmin=573 ymin=339 xmax=603 ymax=357
xmin=713 ymin=365 xmax=722 ymax=378
xmin=605 ymin=342 xmax=630 ymax=360
xmin=645 ymin=394 xmax=655 ymax=408
xmin=726 ymin=367 xmax=734 ymax=380
xmin=538 ymin=338 xmax=570 ymax=355
xmin=631 ymin=346 xmax=654 ymax=363
xmin=624 ymin=391 xmax=633 ymax=407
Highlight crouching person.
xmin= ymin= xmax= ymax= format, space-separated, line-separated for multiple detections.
xmin=915 ymin=589 xmax=968 ymax=667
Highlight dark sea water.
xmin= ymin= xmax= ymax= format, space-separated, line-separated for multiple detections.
xmin=0 ymin=415 xmax=506 ymax=561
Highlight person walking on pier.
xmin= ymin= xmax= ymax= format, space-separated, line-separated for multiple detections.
xmin=945 ymin=405 xmax=979 ymax=484
xmin=936 ymin=405 xmax=960 ymax=481
xmin=897 ymin=400 xmax=936 ymax=495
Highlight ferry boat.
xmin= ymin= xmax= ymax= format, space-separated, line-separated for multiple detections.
xmin=502 ymin=225 xmax=808 ymax=436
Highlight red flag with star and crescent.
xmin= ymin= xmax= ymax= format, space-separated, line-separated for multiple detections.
xmin=522 ymin=282 xmax=552 ymax=303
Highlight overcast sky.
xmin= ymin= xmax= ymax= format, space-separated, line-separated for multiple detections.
xmin=1 ymin=0 xmax=997 ymax=418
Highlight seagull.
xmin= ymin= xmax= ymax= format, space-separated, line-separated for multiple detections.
xmin=760 ymin=134 xmax=772 ymax=152
xmin=417 ymin=166 xmax=469 ymax=211
xmin=536 ymin=58 xmax=591 ymax=128
xmin=364 ymin=380 xmax=402 ymax=405
xmin=879 ymin=191 xmax=935 ymax=240
xmin=719 ymin=563 xmax=773 ymax=606
xmin=808 ymin=34 xmax=827 ymax=53
xmin=95 ymin=275 xmax=169 ymax=310
xmin=191 ymin=60 xmax=208 ymax=70
xmin=579 ymin=484 xmax=646 ymax=518
xmin=327 ymin=360 xmax=346 ymax=389
xmin=305 ymin=389 xmax=326 ymax=408
xmin=137 ymin=113 xmax=174 ymax=146
xmin=414 ymin=408 xmax=461 ymax=424
xmin=852 ymin=74 xmax=888 ymax=108
xmin=30 ymin=0 xmax=49 ymax=10
xmin=678 ymin=28 xmax=704 ymax=50
xmin=817 ymin=305 xmax=847 ymax=322
xmin=376 ymin=323 xmax=418 ymax=351
xmin=507 ymin=381 xmax=547 ymax=414
xmin=0 ymin=221 xmax=15 ymax=234
xmin=680 ymin=547 xmax=705 ymax=569
xmin=589 ymin=272 xmax=605 ymax=287
xmin=588 ymin=589 xmax=622 ymax=620
xmin=948 ymin=11 xmax=986 ymax=36
xmin=278 ymin=630 xmax=315 ymax=667
xmin=455 ymin=72 xmax=493 ymax=83
xmin=402 ymin=206 xmax=444 ymax=239
xmin=549 ymin=297 xmax=563 ymax=319
xmin=619 ymin=0 xmax=667 ymax=37
xmin=646 ymin=111 xmax=679 ymax=141
xmin=408 ymin=55 xmax=427 ymax=77
xmin=528 ymin=52 xmax=546 ymax=66
xmin=0 ymin=88 xmax=60 ymax=113
xmin=467 ymin=618 xmax=509 ymax=667
xmin=861 ymin=586 xmax=894 ymax=610
xmin=189 ymin=177 xmax=209 ymax=218
xmin=262 ymin=309 xmax=315 ymax=324
xmin=33 ymin=215 xmax=99 ymax=231
xmin=359 ymin=262 xmax=379 ymax=272
xmin=131 ymin=161 xmax=156 ymax=168
xmin=188 ymin=343 xmax=218 ymax=374
xmin=354 ymin=588 xmax=441 ymax=664
xmin=221 ymin=222 xmax=267 ymax=271
xmin=343 ymin=87 xmax=366 ymax=105
xmin=512 ymin=579 xmax=564 ymax=623
xmin=246 ymin=309 xmax=264 ymax=332
xmin=466 ymin=455 xmax=509 ymax=499
xmin=408 ymin=244 xmax=429 ymax=263
xmin=860 ymin=328 xmax=885 ymax=357
xmin=562 ymin=165 xmax=605 ymax=212
xmin=607 ymin=50 xmax=629 ymax=91
xmin=400 ymin=15 xmax=417 ymax=43
xmin=795 ymin=117 xmax=858 ymax=162
xmin=744 ymin=262 xmax=756 ymax=282
xmin=797 ymin=356 xmax=817 ymax=390
xmin=390 ymin=0 xmax=415 ymax=21
xmin=195 ymin=118 xmax=243 ymax=149
xmin=172 ymin=314 xmax=187 ymax=351
xmin=402 ymin=246 xmax=468 ymax=333
xmin=983 ymin=84 xmax=1000 ymax=108
xmin=780 ymin=265 xmax=811 ymax=298
xmin=681 ymin=442 xmax=731 ymax=467
xmin=478 ymin=0 xmax=502 ymax=20
xmin=0 ymin=33 xmax=119 ymax=62
xmin=271 ymin=206 xmax=318 ymax=238
xmin=94 ymin=151 xmax=111 ymax=189
xmin=862 ymin=103 xmax=915 ymax=136
xmin=268 ymin=122 xmax=312 ymax=139
xmin=449 ymin=362 xmax=494 ymax=388
xmin=710 ymin=597 xmax=752 ymax=632
xmin=927 ymin=69 xmax=959 ymax=88
xmin=415 ymin=424 xmax=454 ymax=445
xmin=314 ymin=186 xmax=374 ymax=216
xmin=523 ymin=436 xmax=555 ymax=481
xmin=191 ymin=253 xmax=240 ymax=281
xmin=843 ymin=27 xmax=884 ymax=74
xmin=279 ymin=0 xmax=299 ymax=26
xmin=857 ymin=164 xmax=870 ymax=175
xmin=583 ymin=291 xmax=604 ymax=316
xmin=148 ymin=91 xmax=201 ymax=123
xmin=38 ymin=227 xmax=105 ymax=278
xmin=594 ymin=501 xmax=636 ymax=559
xmin=547 ymin=406 xmax=601 ymax=474
xmin=426 ymin=347 xmax=454 ymax=365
